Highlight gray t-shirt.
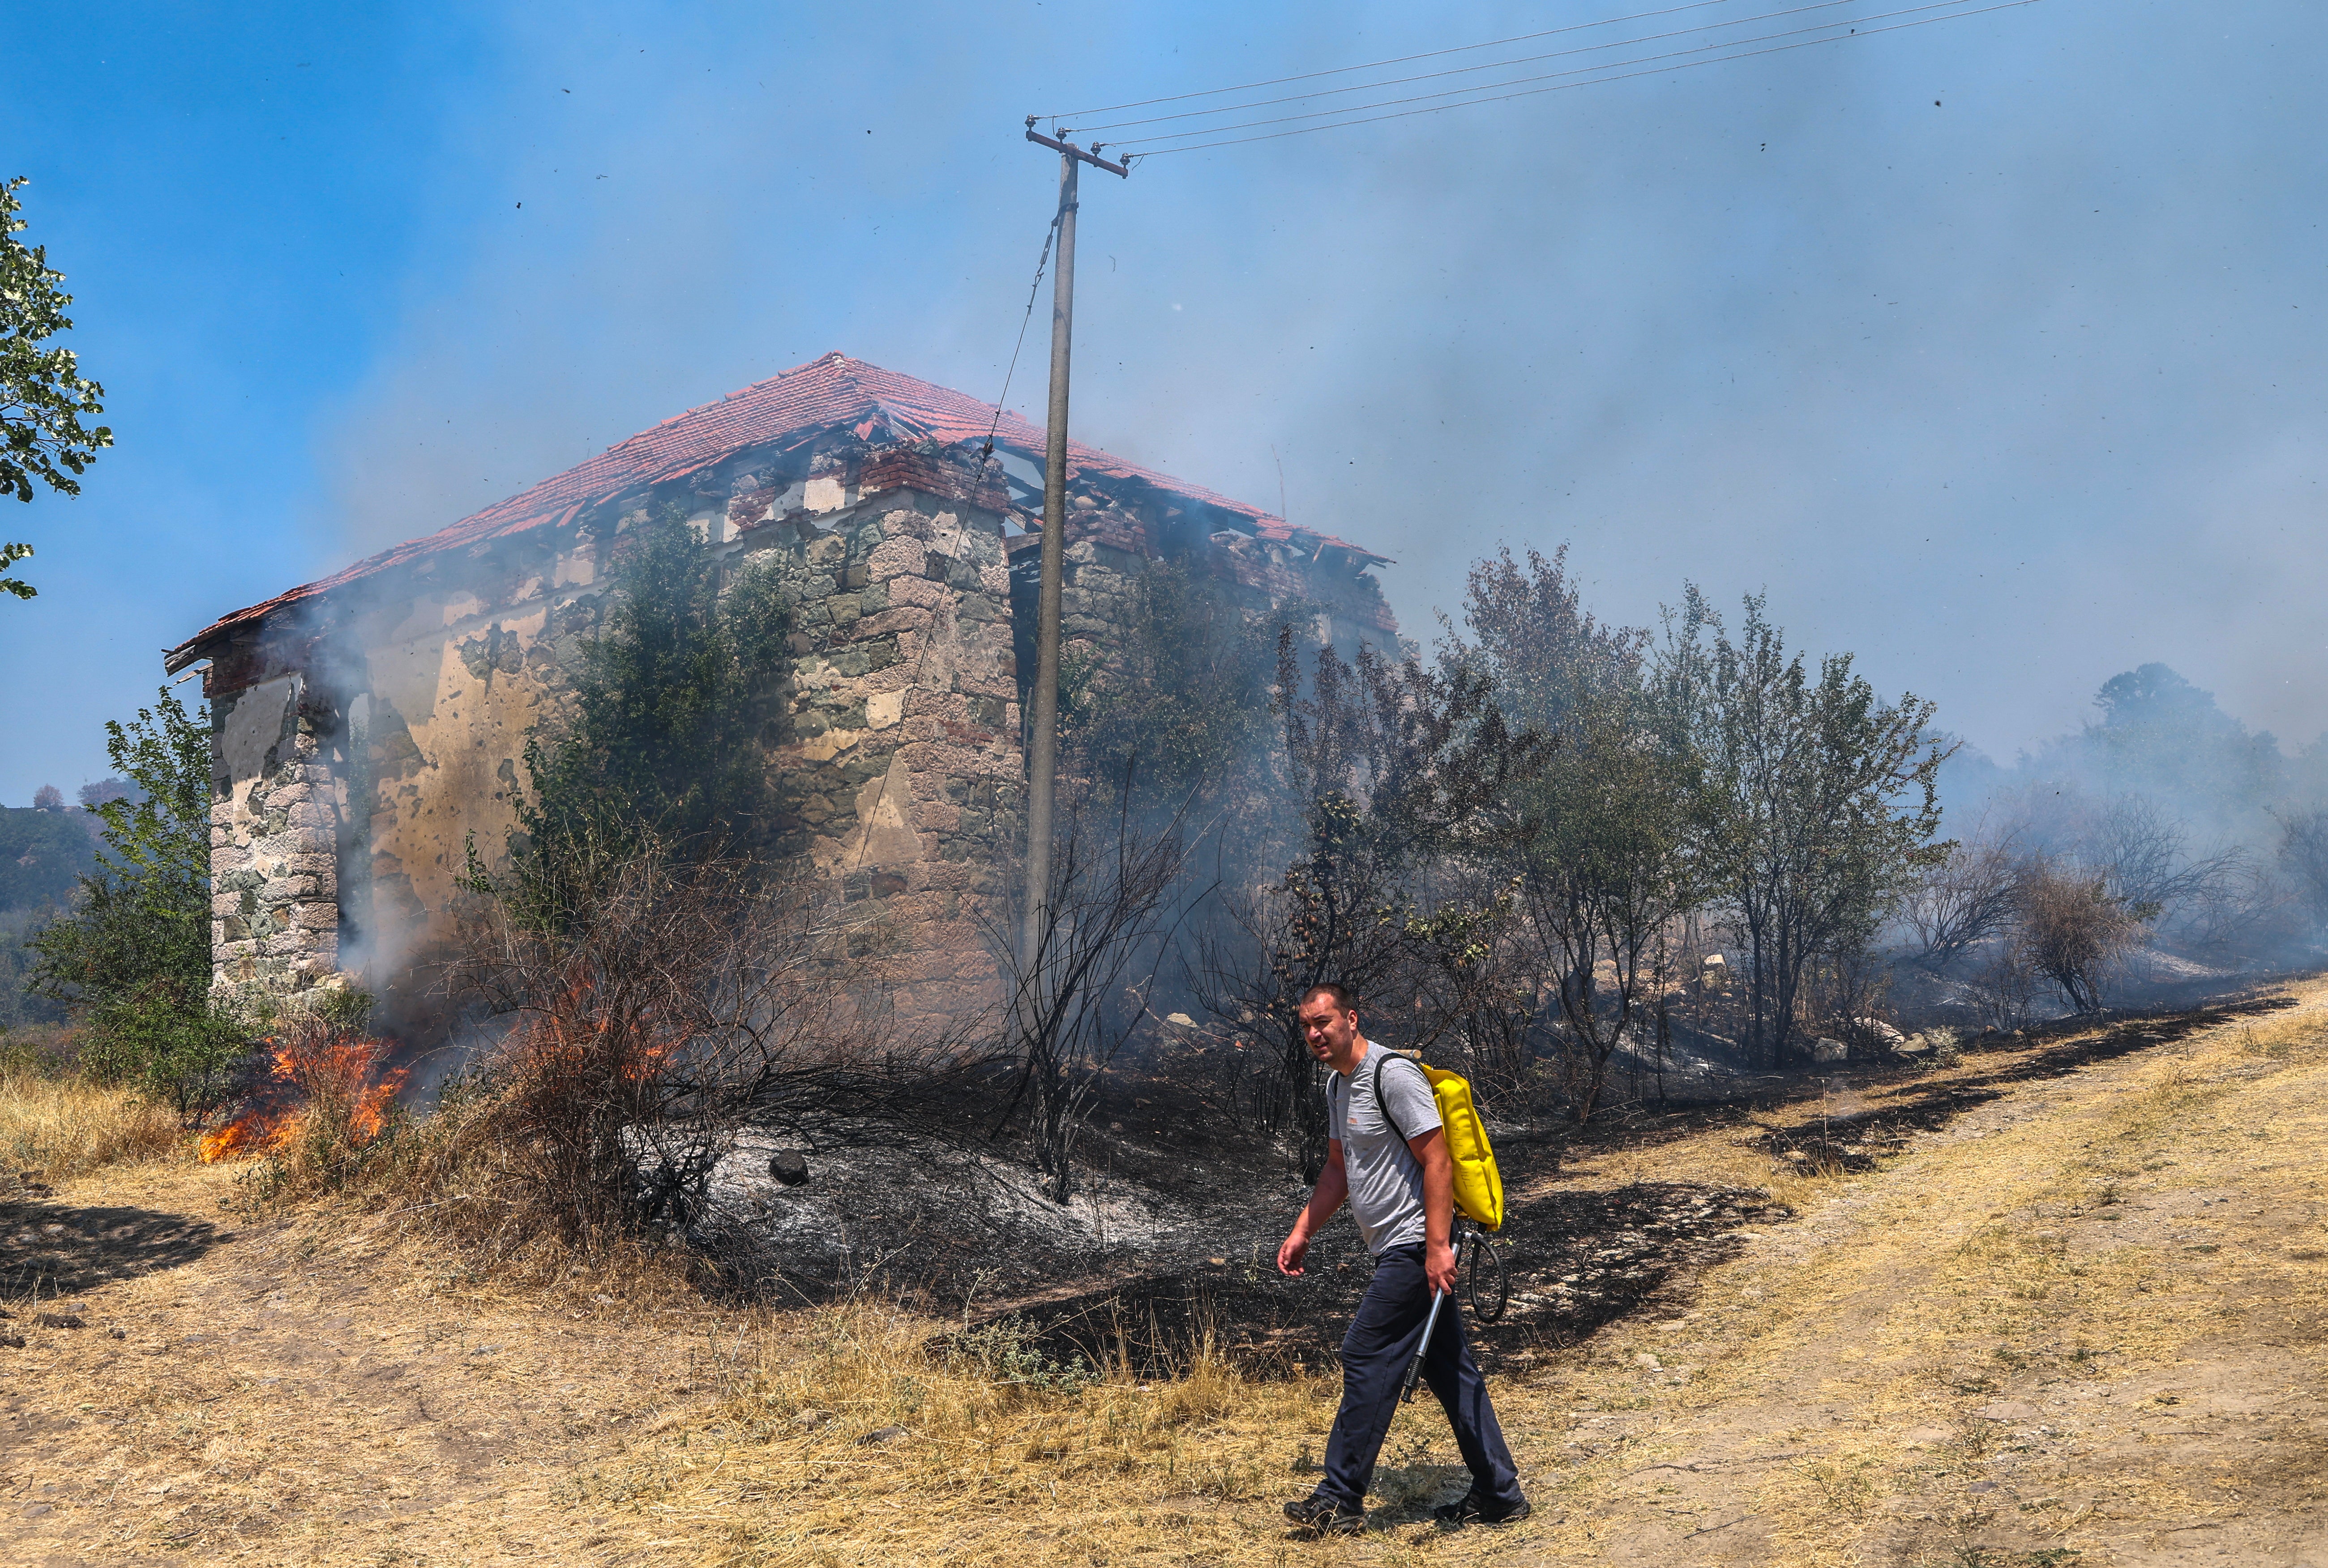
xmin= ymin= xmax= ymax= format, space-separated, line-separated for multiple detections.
xmin=1326 ymin=1043 xmax=1443 ymax=1255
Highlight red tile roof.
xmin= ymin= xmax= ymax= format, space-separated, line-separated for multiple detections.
xmin=165 ymin=352 xmax=1386 ymax=667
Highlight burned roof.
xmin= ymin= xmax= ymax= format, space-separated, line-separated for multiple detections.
xmin=166 ymin=352 xmax=1387 ymax=669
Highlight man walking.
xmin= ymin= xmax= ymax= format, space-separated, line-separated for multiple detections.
xmin=1276 ymin=982 xmax=1530 ymax=1534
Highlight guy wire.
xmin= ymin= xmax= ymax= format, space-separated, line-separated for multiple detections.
xmin=984 ymin=210 xmax=1063 ymax=465
xmin=852 ymin=206 xmax=1061 ymax=875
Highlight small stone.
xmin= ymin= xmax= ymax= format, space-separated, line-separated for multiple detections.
xmin=1899 ymin=1425 xmax=1953 ymax=1448
xmin=33 ymin=1312 xmax=86 ymax=1329
xmin=0 ymin=1333 xmax=24 ymax=1350
xmin=1968 ymin=1481 xmax=1997 ymax=1494
xmin=107 ymin=1327 xmax=126 ymax=1340
xmin=768 ymin=1149 xmax=810 ymax=1186
xmin=22 ymin=1503 xmax=51 ymax=1517
xmin=1973 ymin=1400 xmax=2040 ymax=1422
xmin=1632 ymin=1352 xmax=1662 ymax=1371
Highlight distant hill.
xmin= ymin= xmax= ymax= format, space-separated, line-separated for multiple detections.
xmin=0 ymin=808 xmax=88 ymax=1029
xmin=0 ymin=806 xmax=97 ymax=912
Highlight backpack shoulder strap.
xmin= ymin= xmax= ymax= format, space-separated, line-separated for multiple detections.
xmin=1366 ymin=1049 xmax=1415 ymax=1147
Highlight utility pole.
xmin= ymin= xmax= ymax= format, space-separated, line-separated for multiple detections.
xmin=1020 ymin=122 xmax=1129 ymax=966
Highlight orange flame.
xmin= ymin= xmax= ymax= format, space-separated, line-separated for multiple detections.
xmin=198 ymin=1109 xmax=295 ymax=1162
xmin=197 ymin=1025 xmax=408 ymax=1162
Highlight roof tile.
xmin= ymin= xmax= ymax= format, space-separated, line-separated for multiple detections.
xmin=167 ymin=352 xmax=1385 ymax=666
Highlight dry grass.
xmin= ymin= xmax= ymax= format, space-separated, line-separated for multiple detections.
xmin=12 ymin=988 xmax=2328 ymax=1565
xmin=649 ymin=1303 xmax=1359 ymax=1566
xmin=0 ymin=1049 xmax=182 ymax=1179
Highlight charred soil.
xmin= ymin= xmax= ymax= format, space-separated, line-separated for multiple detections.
xmin=4 ymin=986 xmax=2326 ymax=1564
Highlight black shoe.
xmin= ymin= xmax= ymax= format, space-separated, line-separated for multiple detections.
xmin=1283 ymin=1494 xmax=1367 ymax=1535
xmin=1433 ymin=1491 xmax=1532 ymax=1527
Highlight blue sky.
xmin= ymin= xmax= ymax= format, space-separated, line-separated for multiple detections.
xmin=4 ymin=0 xmax=2323 ymax=803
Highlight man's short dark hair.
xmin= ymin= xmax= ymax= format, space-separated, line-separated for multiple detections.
xmin=1300 ymin=982 xmax=1358 ymax=1014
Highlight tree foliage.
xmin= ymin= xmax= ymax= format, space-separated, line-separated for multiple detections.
xmin=1061 ymin=561 xmax=1287 ymax=819
xmin=0 ymin=541 xmax=32 ymax=601
xmin=501 ymin=505 xmax=792 ymax=927
xmin=1447 ymin=547 xmax=1695 ymax=1120
xmin=3 ymin=177 xmax=112 ymax=564
xmin=1195 ymin=631 xmax=1549 ymax=1173
xmin=1665 ymin=589 xmax=1948 ymax=1066
xmin=26 ymin=688 xmax=251 ymax=1119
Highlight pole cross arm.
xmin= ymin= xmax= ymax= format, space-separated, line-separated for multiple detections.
xmin=1024 ymin=126 xmax=1131 ymax=178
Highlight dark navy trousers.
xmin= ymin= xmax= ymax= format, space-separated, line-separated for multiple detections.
xmin=1316 ymin=1242 xmax=1525 ymax=1512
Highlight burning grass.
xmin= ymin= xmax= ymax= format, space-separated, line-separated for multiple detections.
xmin=0 ymin=1035 xmax=182 ymax=1179
xmin=194 ymin=1004 xmax=703 ymax=1298
xmin=198 ymin=1016 xmax=407 ymax=1169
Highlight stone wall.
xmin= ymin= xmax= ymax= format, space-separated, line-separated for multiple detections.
xmin=197 ymin=433 xmax=1395 ymax=1032
xmin=207 ymin=673 xmax=348 ymax=995
xmin=746 ymin=480 xmax=1022 ymax=988
xmin=199 ymin=441 xmax=1025 ymax=1030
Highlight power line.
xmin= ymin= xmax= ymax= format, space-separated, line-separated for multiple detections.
xmin=1119 ymin=0 xmax=2041 ymax=159
xmin=1114 ymin=0 xmax=1999 ymax=151
xmin=1047 ymin=0 xmax=1742 ymax=121
xmin=1078 ymin=0 xmax=1879 ymax=136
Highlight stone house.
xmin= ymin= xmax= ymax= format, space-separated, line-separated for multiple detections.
xmin=163 ymin=352 xmax=1397 ymax=1030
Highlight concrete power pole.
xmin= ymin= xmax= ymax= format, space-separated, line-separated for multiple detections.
xmin=1019 ymin=123 xmax=1128 ymax=966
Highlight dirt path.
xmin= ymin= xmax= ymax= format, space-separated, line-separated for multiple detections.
xmin=6 ymin=988 xmax=2326 ymax=1566
xmin=1503 ymin=983 xmax=2328 ymax=1566
xmin=1 ymin=1165 xmax=736 ymax=1565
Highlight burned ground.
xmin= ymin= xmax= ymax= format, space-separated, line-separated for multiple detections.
xmin=700 ymin=994 xmax=2303 ymax=1384
xmin=9 ymin=983 xmax=2328 ymax=1564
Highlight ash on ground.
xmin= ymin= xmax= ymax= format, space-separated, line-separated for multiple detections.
xmin=693 ymin=1076 xmax=1783 ymax=1380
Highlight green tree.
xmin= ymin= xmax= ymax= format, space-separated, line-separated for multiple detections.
xmin=1665 ymin=589 xmax=1948 ymax=1067
xmin=26 ymin=688 xmax=250 ymax=1119
xmin=1194 ymin=631 xmax=1547 ymax=1175
xmin=1446 ymin=547 xmax=1697 ymax=1121
xmin=501 ymin=504 xmax=792 ymax=927
xmin=3 ymin=176 xmax=115 ymax=601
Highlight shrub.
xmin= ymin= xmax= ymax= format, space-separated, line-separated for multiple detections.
xmin=346 ymin=843 xmax=987 ymax=1288
xmin=77 ymin=983 xmax=257 ymax=1124
xmin=2017 ymin=858 xmax=2148 ymax=1012
xmin=946 ymin=1314 xmax=1097 ymax=1393
xmin=24 ymin=688 xmax=245 ymax=1118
